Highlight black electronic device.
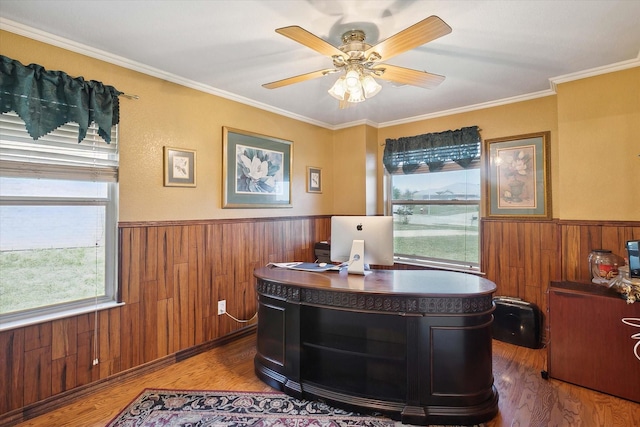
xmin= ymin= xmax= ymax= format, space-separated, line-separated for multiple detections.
xmin=492 ymin=296 xmax=542 ymax=349
xmin=314 ymin=241 xmax=331 ymax=263
xmin=627 ymin=240 xmax=640 ymax=279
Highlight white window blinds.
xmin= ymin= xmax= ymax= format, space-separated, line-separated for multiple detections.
xmin=0 ymin=111 xmax=118 ymax=181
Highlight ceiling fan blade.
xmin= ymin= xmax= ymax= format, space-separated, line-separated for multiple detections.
xmin=276 ymin=26 xmax=347 ymax=59
xmin=374 ymin=64 xmax=445 ymax=89
xmin=365 ymin=16 xmax=451 ymax=62
xmin=263 ymin=69 xmax=337 ymax=89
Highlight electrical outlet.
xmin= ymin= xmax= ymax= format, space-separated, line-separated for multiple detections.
xmin=218 ymin=300 xmax=226 ymax=315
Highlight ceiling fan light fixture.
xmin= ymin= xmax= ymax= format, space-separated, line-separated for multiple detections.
xmin=361 ymin=75 xmax=382 ymax=98
xmin=328 ymin=76 xmax=347 ymax=100
xmin=345 ymin=69 xmax=360 ymax=88
xmin=265 ymin=16 xmax=452 ymax=107
xmin=347 ymin=86 xmax=365 ymax=103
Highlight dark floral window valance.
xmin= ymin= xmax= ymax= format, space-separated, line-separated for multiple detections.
xmin=383 ymin=125 xmax=481 ymax=174
xmin=0 ymin=55 xmax=121 ymax=143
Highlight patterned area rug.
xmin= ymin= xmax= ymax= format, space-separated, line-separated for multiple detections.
xmin=107 ymin=389 xmax=399 ymax=426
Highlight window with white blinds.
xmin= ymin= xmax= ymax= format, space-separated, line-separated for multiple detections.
xmin=0 ymin=111 xmax=119 ymax=328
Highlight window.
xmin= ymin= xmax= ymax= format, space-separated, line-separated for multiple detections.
xmin=389 ymin=162 xmax=480 ymax=270
xmin=0 ymin=111 xmax=119 ymax=327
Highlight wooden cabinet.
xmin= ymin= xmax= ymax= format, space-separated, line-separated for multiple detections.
xmin=548 ymin=281 xmax=640 ymax=403
xmin=253 ymin=267 xmax=499 ymax=426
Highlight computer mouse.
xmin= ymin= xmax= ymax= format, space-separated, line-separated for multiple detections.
xmin=318 ymin=262 xmax=327 ymax=267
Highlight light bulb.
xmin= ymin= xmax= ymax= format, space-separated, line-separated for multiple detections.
xmin=328 ymin=77 xmax=346 ymax=100
xmin=345 ymin=70 xmax=360 ymax=88
xmin=361 ymin=75 xmax=382 ymax=98
xmin=347 ymin=86 xmax=365 ymax=103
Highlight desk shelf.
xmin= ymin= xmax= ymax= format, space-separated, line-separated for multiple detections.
xmin=302 ymin=337 xmax=406 ymax=362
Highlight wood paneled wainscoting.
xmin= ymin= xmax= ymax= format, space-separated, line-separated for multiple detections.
xmin=2 ymin=215 xmax=639 ymax=424
xmin=481 ymin=218 xmax=640 ymax=341
xmin=0 ymin=215 xmax=332 ymax=423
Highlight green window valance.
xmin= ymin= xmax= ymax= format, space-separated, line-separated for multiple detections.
xmin=383 ymin=125 xmax=481 ymax=174
xmin=0 ymin=55 xmax=121 ymax=144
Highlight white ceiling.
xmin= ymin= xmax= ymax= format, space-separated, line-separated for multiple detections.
xmin=1 ymin=0 xmax=639 ymax=129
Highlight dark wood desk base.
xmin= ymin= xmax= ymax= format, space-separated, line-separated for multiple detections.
xmin=253 ymin=267 xmax=499 ymax=425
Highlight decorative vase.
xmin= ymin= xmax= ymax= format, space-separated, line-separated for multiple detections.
xmin=508 ymin=180 xmax=525 ymax=202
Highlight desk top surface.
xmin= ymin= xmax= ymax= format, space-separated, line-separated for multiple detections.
xmin=254 ymin=266 xmax=496 ymax=297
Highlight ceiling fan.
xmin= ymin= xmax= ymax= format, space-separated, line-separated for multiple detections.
xmin=263 ymin=16 xmax=452 ymax=107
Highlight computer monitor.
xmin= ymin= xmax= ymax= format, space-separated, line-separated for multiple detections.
xmin=330 ymin=215 xmax=394 ymax=275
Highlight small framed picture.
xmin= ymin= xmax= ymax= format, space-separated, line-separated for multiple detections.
xmin=307 ymin=166 xmax=322 ymax=193
xmin=164 ymin=147 xmax=196 ymax=187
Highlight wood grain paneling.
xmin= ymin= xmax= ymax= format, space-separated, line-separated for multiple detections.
xmin=4 ymin=215 xmax=637 ymax=419
xmin=0 ymin=216 xmax=330 ymax=417
xmin=482 ymin=218 xmax=639 ymax=342
xmin=75 ymin=329 xmax=98 ymax=387
xmin=51 ymin=354 xmax=76 ymax=395
xmin=23 ymin=346 xmax=51 ymax=406
xmin=156 ymin=226 xmax=174 ymax=301
xmin=0 ymin=329 xmax=24 ymax=413
xmin=119 ymin=227 xmax=141 ymax=304
xmin=51 ymin=318 xmax=77 ymax=360
xmin=560 ymin=220 xmax=640 ymax=283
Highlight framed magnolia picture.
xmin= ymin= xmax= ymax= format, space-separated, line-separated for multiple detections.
xmin=164 ymin=147 xmax=196 ymax=187
xmin=307 ymin=166 xmax=322 ymax=193
xmin=222 ymin=127 xmax=292 ymax=208
xmin=484 ymin=131 xmax=551 ymax=219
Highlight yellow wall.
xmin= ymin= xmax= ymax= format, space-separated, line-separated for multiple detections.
xmin=332 ymin=125 xmax=367 ymax=214
xmin=376 ymin=69 xmax=640 ymax=221
xmin=377 ymin=96 xmax=560 ymax=217
xmin=331 ymin=124 xmax=379 ymax=215
xmin=365 ymin=125 xmax=379 ymax=215
xmin=556 ymin=67 xmax=640 ymax=220
xmin=2 ymin=30 xmax=638 ymax=222
xmin=1 ymin=31 xmax=336 ymax=221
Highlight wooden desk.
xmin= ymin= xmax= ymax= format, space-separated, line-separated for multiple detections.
xmin=253 ymin=267 xmax=499 ymax=425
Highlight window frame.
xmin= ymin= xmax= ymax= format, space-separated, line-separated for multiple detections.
xmin=386 ymin=159 xmax=481 ymax=272
xmin=0 ymin=114 xmax=120 ymax=330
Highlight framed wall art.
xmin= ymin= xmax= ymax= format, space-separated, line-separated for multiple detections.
xmin=164 ymin=146 xmax=196 ymax=187
xmin=222 ymin=127 xmax=292 ymax=208
xmin=484 ymin=131 xmax=551 ymax=219
xmin=307 ymin=166 xmax=322 ymax=193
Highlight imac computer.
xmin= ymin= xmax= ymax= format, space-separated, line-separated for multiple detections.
xmin=330 ymin=215 xmax=394 ymax=275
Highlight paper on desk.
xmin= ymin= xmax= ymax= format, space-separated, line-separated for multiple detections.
xmin=267 ymin=262 xmax=345 ymax=272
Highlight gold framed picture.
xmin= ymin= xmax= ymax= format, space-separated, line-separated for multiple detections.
xmin=222 ymin=127 xmax=292 ymax=208
xmin=164 ymin=147 xmax=196 ymax=187
xmin=484 ymin=131 xmax=551 ymax=219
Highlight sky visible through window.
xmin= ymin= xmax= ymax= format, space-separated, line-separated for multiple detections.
xmin=0 ymin=178 xmax=107 ymax=251
xmin=392 ymin=169 xmax=480 ymax=197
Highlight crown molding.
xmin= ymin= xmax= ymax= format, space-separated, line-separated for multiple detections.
xmin=0 ymin=18 xmax=331 ymax=129
xmin=378 ymin=89 xmax=556 ymax=128
xmin=379 ymin=51 xmax=640 ymax=129
xmin=2 ymin=18 xmax=638 ymax=132
xmin=549 ymin=51 xmax=640 ymax=91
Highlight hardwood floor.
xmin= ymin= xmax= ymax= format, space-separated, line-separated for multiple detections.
xmin=6 ymin=332 xmax=640 ymax=427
